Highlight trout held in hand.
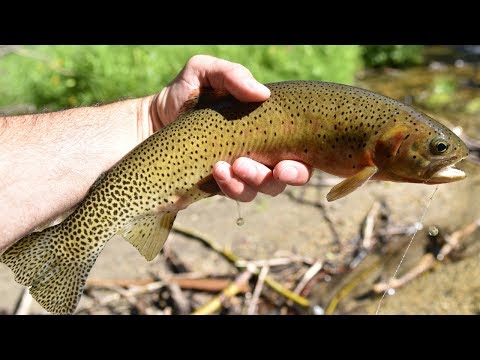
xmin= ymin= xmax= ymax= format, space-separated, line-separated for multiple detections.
xmin=0 ymin=81 xmax=469 ymax=314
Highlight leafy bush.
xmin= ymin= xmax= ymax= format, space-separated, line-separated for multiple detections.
xmin=0 ymin=45 xmax=362 ymax=112
xmin=362 ymin=45 xmax=424 ymax=68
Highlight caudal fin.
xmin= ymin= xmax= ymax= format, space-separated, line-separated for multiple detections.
xmin=0 ymin=226 xmax=98 ymax=314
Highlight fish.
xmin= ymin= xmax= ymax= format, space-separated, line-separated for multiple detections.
xmin=0 ymin=81 xmax=469 ymax=314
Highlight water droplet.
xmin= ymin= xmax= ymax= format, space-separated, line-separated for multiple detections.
xmin=387 ymin=288 xmax=396 ymax=296
xmin=428 ymin=226 xmax=439 ymax=237
xmin=235 ymin=200 xmax=245 ymax=226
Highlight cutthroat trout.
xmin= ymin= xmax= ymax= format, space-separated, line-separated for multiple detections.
xmin=0 ymin=81 xmax=469 ymax=314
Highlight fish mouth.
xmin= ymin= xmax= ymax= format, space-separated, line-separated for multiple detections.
xmin=425 ymin=156 xmax=467 ymax=184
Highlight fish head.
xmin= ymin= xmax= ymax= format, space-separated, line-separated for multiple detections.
xmin=374 ymin=113 xmax=469 ymax=184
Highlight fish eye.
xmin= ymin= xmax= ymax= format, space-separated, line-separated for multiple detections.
xmin=430 ymin=137 xmax=449 ymax=155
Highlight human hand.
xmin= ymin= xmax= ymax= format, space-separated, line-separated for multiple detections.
xmin=151 ymin=55 xmax=312 ymax=201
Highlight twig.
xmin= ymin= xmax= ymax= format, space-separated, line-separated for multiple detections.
xmin=438 ymin=218 xmax=480 ymax=260
xmin=235 ymin=257 xmax=297 ymax=268
xmin=14 ymin=288 xmax=33 ymax=315
xmin=166 ymin=277 xmax=249 ymax=293
xmin=349 ymin=201 xmax=383 ymax=269
xmin=173 ymin=225 xmax=311 ymax=308
xmin=192 ymin=271 xmax=253 ymax=315
xmin=166 ymin=283 xmax=190 ymax=315
xmin=84 ymin=281 xmax=165 ymax=311
xmin=293 ymin=260 xmax=323 ymax=295
xmin=372 ymin=218 xmax=480 ymax=293
xmin=325 ymin=261 xmax=381 ymax=315
xmin=262 ymin=275 xmax=310 ymax=307
xmin=372 ymin=254 xmax=435 ymax=293
xmin=87 ymin=275 xmax=245 ymax=293
xmin=362 ymin=201 xmax=382 ymax=250
xmin=86 ymin=278 xmax=155 ymax=287
xmin=247 ymin=266 xmax=270 ymax=315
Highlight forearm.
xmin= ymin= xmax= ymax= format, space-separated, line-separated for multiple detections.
xmin=0 ymin=96 xmax=155 ymax=251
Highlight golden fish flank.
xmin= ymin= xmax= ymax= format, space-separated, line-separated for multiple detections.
xmin=0 ymin=81 xmax=469 ymax=314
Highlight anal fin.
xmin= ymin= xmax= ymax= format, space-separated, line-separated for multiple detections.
xmin=326 ymin=166 xmax=378 ymax=202
xmin=117 ymin=212 xmax=177 ymax=261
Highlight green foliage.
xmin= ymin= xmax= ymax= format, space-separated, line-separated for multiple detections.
xmin=424 ymin=76 xmax=457 ymax=108
xmin=362 ymin=45 xmax=424 ymax=68
xmin=0 ymin=45 xmax=362 ymax=112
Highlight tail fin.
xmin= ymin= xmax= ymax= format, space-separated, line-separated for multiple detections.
xmin=0 ymin=226 xmax=98 ymax=314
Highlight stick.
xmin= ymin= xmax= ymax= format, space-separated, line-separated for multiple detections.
xmin=173 ymin=225 xmax=311 ymax=308
xmin=86 ymin=276 xmax=246 ymax=293
xmin=362 ymin=201 xmax=382 ymax=250
xmin=325 ymin=261 xmax=381 ymax=315
xmin=247 ymin=266 xmax=270 ymax=315
xmin=372 ymin=218 xmax=480 ymax=293
xmin=167 ymin=283 xmax=190 ymax=315
xmin=86 ymin=278 xmax=156 ymax=287
xmin=235 ymin=257 xmax=296 ymax=268
xmin=293 ymin=260 xmax=323 ymax=295
xmin=372 ymin=254 xmax=435 ymax=293
xmin=192 ymin=271 xmax=253 ymax=315
xmin=438 ymin=218 xmax=480 ymax=260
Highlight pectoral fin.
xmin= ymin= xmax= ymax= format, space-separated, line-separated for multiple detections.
xmin=117 ymin=212 xmax=177 ymax=261
xmin=326 ymin=166 xmax=378 ymax=202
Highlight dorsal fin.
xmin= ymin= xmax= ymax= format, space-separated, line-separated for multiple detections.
xmin=178 ymin=88 xmax=232 ymax=117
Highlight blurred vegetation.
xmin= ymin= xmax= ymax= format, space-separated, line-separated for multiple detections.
xmin=362 ymin=45 xmax=425 ymax=68
xmin=0 ymin=45 xmax=425 ymax=113
xmin=424 ymin=76 xmax=458 ymax=109
xmin=0 ymin=45 xmax=362 ymax=112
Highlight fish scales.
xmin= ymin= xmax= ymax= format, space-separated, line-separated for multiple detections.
xmin=0 ymin=81 xmax=469 ymax=314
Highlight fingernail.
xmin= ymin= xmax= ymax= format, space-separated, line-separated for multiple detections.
xmin=279 ymin=165 xmax=298 ymax=183
xmin=214 ymin=162 xmax=229 ymax=181
xmin=234 ymin=158 xmax=255 ymax=179
xmin=245 ymin=79 xmax=270 ymax=97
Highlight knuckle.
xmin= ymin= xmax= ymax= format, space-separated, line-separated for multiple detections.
xmin=186 ymin=54 xmax=211 ymax=67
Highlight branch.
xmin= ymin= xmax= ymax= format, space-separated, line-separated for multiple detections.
xmin=173 ymin=225 xmax=311 ymax=308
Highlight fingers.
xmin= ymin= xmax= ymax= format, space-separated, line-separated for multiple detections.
xmin=231 ymin=157 xmax=286 ymax=196
xmin=213 ymin=161 xmax=257 ymax=202
xmin=185 ymin=55 xmax=271 ymax=102
xmin=156 ymin=55 xmax=271 ymax=127
xmin=212 ymin=158 xmax=313 ymax=202
xmin=273 ymin=160 xmax=313 ymax=185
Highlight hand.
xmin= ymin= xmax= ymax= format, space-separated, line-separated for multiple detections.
xmin=152 ymin=55 xmax=312 ymax=201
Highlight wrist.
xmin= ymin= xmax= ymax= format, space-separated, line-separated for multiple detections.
xmin=138 ymin=88 xmax=167 ymax=139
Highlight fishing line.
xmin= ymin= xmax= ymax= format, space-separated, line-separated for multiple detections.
xmin=375 ymin=185 xmax=439 ymax=315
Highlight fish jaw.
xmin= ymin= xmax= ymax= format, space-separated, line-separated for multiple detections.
xmin=423 ymin=152 xmax=469 ymax=184
xmin=426 ymin=165 xmax=466 ymax=184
